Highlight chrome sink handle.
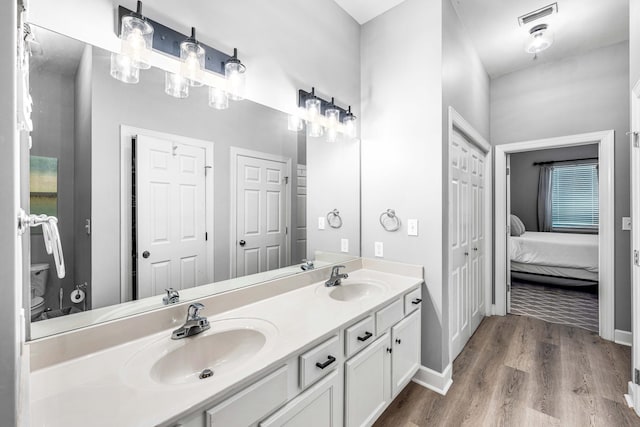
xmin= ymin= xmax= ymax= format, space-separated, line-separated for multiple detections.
xmin=171 ymin=303 xmax=210 ymax=340
xmin=187 ymin=302 xmax=205 ymax=321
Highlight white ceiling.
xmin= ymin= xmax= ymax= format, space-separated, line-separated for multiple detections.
xmin=333 ymin=0 xmax=408 ymax=24
xmin=451 ymin=0 xmax=629 ymax=78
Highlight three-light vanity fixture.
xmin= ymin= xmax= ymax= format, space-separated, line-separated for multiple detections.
xmin=110 ymin=1 xmax=246 ymax=110
xmin=288 ymin=88 xmax=358 ymax=141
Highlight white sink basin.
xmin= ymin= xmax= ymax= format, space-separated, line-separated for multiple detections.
xmin=124 ymin=318 xmax=278 ymax=387
xmin=316 ymin=279 xmax=387 ymax=302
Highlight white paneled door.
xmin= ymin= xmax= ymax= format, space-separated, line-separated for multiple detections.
xmin=235 ymin=153 xmax=288 ymax=277
xmin=449 ymin=129 xmax=486 ymax=361
xmin=630 ymin=81 xmax=640 ymax=416
xmin=136 ymin=135 xmax=208 ymax=298
xmin=294 ymin=164 xmax=307 ymax=264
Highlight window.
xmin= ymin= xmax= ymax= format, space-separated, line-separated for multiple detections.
xmin=551 ymin=163 xmax=599 ymax=230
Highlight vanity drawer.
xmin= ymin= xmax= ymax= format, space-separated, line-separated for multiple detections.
xmin=299 ymin=335 xmax=340 ymax=389
xmin=375 ymin=298 xmax=403 ymax=335
xmin=404 ymin=287 xmax=422 ymax=315
xmin=345 ymin=315 xmax=375 ymax=358
xmin=206 ymin=366 xmax=288 ymax=427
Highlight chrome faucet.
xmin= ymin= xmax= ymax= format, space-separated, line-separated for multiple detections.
xmin=162 ymin=288 xmax=180 ymax=305
xmin=301 ymin=259 xmax=315 ymax=271
xmin=171 ymin=303 xmax=210 ymax=340
xmin=325 ymin=265 xmax=348 ymax=287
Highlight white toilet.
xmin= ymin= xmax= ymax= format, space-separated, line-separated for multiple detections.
xmin=30 ymin=263 xmax=49 ymax=321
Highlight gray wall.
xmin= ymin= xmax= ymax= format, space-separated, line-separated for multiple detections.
xmin=90 ymin=49 xmax=301 ymax=308
xmin=510 ymin=144 xmax=599 ymax=231
xmin=632 ymin=0 xmax=640 ymax=87
xmin=73 ymin=45 xmax=92 ymax=308
xmin=491 ymin=41 xmax=631 ymax=331
xmin=29 ymin=63 xmax=76 ymax=311
xmin=0 ymin=2 xmax=22 ymax=426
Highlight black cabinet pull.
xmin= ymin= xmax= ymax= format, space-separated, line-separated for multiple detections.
xmin=357 ymin=332 xmax=373 ymax=342
xmin=386 ymin=348 xmax=392 ymax=354
xmin=395 ymin=338 xmax=401 ymax=345
xmin=412 ymin=298 xmax=422 ymax=305
xmin=315 ymin=355 xmax=336 ymax=369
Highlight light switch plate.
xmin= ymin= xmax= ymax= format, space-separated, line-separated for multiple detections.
xmin=408 ymin=219 xmax=418 ymax=236
xmin=341 ymin=239 xmax=349 ymax=253
xmin=623 ymin=217 xmax=632 ymax=230
xmin=374 ymin=241 xmax=384 ymax=257
xmin=318 ymin=217 xmax=325 ymax=230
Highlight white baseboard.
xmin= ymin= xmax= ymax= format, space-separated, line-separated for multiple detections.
xmin=615 ymin=329 xmax=632 ymax=347
xmin=412 ymin=363 xmax=452 ymax=395
xmin=626 ymin=382 xmax=635 ymax=408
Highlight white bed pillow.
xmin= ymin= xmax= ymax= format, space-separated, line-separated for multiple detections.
xmin=510 ymin=214 xmax=526 ymax=236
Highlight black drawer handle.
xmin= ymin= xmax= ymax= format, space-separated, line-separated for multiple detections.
xmin=357 ymin=331 xmax=373 ymax=342
xmin=412 ymin=298 xmax=422 ymax=305
xmin=315 ymin=355 xmax=336 ymax=370
xmin=395 ymin=338 xmax=401 ymax=345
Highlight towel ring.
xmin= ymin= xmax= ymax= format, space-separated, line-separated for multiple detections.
xmin=379 ymin=209 xmax=400 ymax=232
xmin=327 ymin=209 xmax=343 ymax=229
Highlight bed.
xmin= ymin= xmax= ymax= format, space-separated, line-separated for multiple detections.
xmin=510 ymin=231 xmax=598 ymax=286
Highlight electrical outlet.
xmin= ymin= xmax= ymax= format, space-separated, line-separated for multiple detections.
xmin=341 ymin=238 xmax=349 ymax=253
xmin=318 ymin=217 xmax=325 ymax=230
xmin=623 ymin=217 xmax=632 ymax=231
xmin=374 ymin=241 xmax=384 ymax=257
xmin=408 ymin=219 xmax=418 ymax=236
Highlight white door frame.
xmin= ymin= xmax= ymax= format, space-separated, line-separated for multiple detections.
xmin=447 ymin=106 xmax=493 ymax=360
xmin=229 ymin=147 xmax=292 ymax=278
xmin=629 ymin=79 xmax=640 ymax=414
xmin=120 ymin=126 xmax=215 ymax=302
xmin=494 ymin=130 xmax=615 ymax=341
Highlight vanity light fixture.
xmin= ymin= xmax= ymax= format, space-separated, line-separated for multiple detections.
xmin=525 ymin=24 xmax=554 ymax=58
xmin=208 ymin=86 xmax=229 ymax=110
xmin=180 ymin=27 xmax=205 ymax=87
xmin=325 ymin=98 xmax=340 ymax=143
xmin=118 ymin=1 xmax=154 ymax=70
xmin=225 ymin=48 xmax=247 ymax=101
xmin=343 ymin=106 xmax=357 ymax=139
xmin=110 ymin=52 xmax=140 ymax=84
xmin=305 ymin=88 xmax=324 ymax=138
xmin=165 ymin=71 xmax=189 ymax=98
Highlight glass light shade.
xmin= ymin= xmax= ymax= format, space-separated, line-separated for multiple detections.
xmin=307 ymin=121 xmax=324 ymax=138
xmin=180 ymin=40 xmax=205 ymax=87
xmin=120 ymin=15 xmax=154 ymax=69
xmin=110 ymin=52 xmax=139 ymax=84
xmin=208 ymin=86 xmax=229 ymax=110
xmin=225 ymin=60 xmax=246 ymax=101
xmin=343 ymin=115 xmax=357 ymax=139
xmin=288 ymin=115 xmax=303 ymax=132
xmin=325 ymin=108 xmax=340 ymax=142
xmin=165 ymin=72 xmax=189 ymax=98
xmin=525 ymin=29 xmax=553 ymax=54
xmin=305 ymin=98 xmax=322 ymax=120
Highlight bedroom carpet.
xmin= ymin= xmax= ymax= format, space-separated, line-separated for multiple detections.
xmin=510 ymin=281 xmax=598 ymax=333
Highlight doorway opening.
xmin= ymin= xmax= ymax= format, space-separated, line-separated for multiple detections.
xmin=495 ymin=130 xmax=615 ymax=340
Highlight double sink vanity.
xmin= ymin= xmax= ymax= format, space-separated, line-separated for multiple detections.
xmin=28 ymin=258 xmax=423 ymax=427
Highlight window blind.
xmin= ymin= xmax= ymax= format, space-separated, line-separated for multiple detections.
xmin=551 ymin=163 xmax=599 ymax=230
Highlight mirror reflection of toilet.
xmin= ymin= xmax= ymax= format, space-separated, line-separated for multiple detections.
xmin=30 ymin=263 xmax=49 ymax=321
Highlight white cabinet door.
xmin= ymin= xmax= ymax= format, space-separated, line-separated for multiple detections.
xmin=260 ymin=370 xmax=342 ymax=427
xmin=391 ymin=310 xmax=421 ymax=397
xmin=344 ymin=333 xmax=391 ymax=427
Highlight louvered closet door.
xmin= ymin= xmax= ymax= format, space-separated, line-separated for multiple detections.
xmin=449 ymin=129 xmax=486 ymax=361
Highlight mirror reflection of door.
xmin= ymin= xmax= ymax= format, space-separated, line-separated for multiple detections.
xmin=135 ymin=134 xmax=210 ymax=298
xmin=234 ymin=150 xmax=290 ymax=277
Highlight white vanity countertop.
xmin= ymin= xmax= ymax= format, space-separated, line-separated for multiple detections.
xmin=29 ymin=268 xmax=422 ymax=427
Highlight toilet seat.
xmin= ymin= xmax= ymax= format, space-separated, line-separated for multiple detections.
xmin=31 ymin=296 xmax=44 ymax=309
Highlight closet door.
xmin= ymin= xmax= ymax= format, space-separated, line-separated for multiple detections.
xmin=449 ymin=130 xmax=486 ymax=361
xmin=449 ymin=131 xmax=471 ymax=361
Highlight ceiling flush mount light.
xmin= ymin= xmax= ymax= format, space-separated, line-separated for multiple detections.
xmin=525 ymin=24 xmax=554 ymax=58
xmin=180 ymin=27 xmax=205 ymax=87
xmin=119 ymin=1 xmax=154 ymax=69
xmin=225 ymin=48 xmax=247 ymax=101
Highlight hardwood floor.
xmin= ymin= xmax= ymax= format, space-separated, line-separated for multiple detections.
xmin=374 ymin=315 xmax=637 ymax=427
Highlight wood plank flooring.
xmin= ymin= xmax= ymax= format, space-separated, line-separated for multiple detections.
xmin=374 ymin=315 xmax=637 ymax=427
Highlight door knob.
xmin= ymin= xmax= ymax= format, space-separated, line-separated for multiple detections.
xmin=239 ymin=240 xmax=246 ymax=246
xmin=142 ymin=251 xmax=150 ymax=259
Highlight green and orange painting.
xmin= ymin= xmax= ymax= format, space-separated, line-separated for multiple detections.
xmin=30 ymin=156 xmax=58 ymax=217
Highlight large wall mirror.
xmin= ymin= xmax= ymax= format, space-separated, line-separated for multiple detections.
xmin=27 ymin=25 xmax=361 ymax=339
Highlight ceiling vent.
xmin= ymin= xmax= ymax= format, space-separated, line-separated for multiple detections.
xmin=518 ymin=3 xmax=558 ymax=26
